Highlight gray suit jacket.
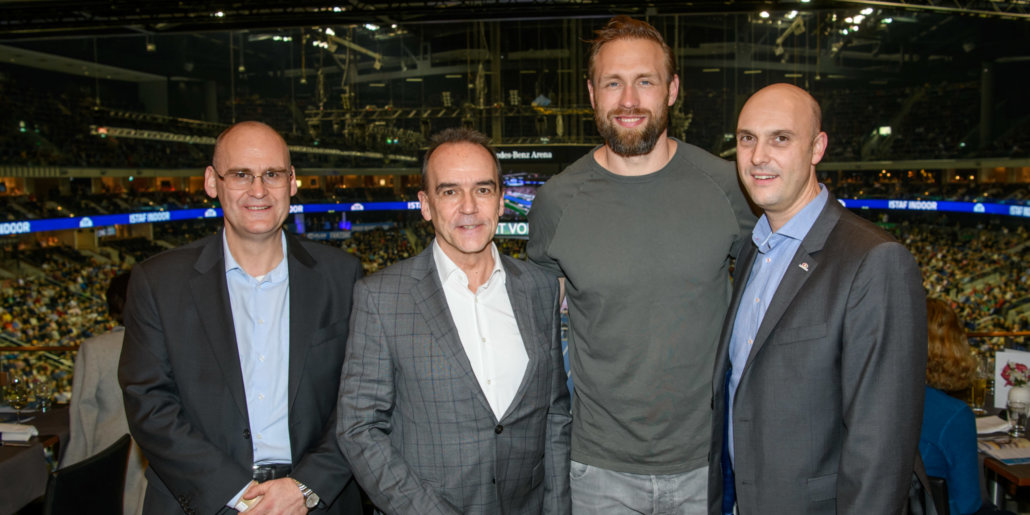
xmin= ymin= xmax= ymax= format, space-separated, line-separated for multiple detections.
xmin=64 ymin=327 xmax=147 ymax=515
xmin=337 ymin=246 xmax=572 ymax=515
xmin=119 ymin=230 xmax=363 ymax=515
xmin=709 ymin=195 xmax=927 ymax=515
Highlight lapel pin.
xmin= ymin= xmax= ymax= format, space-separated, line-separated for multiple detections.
xmin=799 ymin=262 xmax=809 ymax=272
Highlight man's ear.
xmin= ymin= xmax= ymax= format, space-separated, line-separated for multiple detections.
xmin=811 ymin=131 xmax=828 ymax=166
xmin=203 ymin=166 xmax=219 ymax=199
xmin=417 ymin=190 xmax=432 ymax=222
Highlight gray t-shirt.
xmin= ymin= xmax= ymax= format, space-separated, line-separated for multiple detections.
xmin=528 ymin=139 xmax=756 ymax=474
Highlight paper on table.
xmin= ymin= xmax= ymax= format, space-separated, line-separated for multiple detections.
xmin=0 ymin=423 xmax=39 ymax=442
xmin=979 ymin=436 xmax=1030 ymax=464
xmin=977 ymin=415 xmax=1011 ymax=435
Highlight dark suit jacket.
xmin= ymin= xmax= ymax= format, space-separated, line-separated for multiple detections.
xmin=709 ymin=195 xmax=927 ymax=515
xmin=337 ymin=246 xmax=572 ymax=515
xmin=119 ymin=230 xmax=363 ymax=515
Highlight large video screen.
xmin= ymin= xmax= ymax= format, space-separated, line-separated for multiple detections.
xmin=502 ymin=172 xmax=549 ymax=220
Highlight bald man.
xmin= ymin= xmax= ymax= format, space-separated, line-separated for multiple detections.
xmin=120 ymin=121 xmax=363 ymax=514
xmin=708 ymin=84 xmax=927 ymax=515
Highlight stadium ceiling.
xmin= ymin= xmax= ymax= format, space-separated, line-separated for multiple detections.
xmin=0 ymin=0 xmax=1027 ymax=40
xmin=1 ymin=0 xmax=1027 ymax=93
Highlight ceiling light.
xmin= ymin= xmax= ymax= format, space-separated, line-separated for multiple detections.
xmin=861 ymin=7 xmax=874 ymax=14
xmin=759 ymin=11 xmax=770 ymax=18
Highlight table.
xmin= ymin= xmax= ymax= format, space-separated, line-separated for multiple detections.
xmin=0 ymin=406 xmax=69 ymax=515
xmin=983 ymin=455 xmax=1030 ymax=508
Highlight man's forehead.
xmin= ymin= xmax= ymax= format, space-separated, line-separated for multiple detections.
xmin=215 ymin=143 xmax=289 ymax=166
xmin=594 ymin=40 xmax=666 ymax=73
xmin=739 ymin=98 xmax=813 ymax=133
xmin=429 ymin=171 xmax=497 ymax=187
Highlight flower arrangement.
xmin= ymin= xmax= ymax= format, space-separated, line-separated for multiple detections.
xmin=1002 ymin=361 xmax=1029 ymax=387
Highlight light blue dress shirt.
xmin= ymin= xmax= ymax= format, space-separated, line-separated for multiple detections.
xmin=224 ymin=232 xmax=293 ymax=466
xmin=727 ymin=185 xmax=828 ymax=465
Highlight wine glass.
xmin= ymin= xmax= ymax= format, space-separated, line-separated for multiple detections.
xmin=33 ymin=379 xmax=53 ymax=413
xmin=3 ymin=374 xmax=32 ymax=423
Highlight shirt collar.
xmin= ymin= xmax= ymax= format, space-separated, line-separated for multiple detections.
xmin=223 ymin=230 xmax=289 ymax=283
xmin=432 ymin=238 xmax=505 ymax=290
xmin=752 ymin=184 xmax=829 ymax=252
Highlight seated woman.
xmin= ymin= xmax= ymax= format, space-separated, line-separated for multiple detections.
xmin=920 ymin=297 xmax=983 ymax=515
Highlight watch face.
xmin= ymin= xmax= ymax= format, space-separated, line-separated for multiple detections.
xmin=305 ymin=493 xmax=320 ymax=508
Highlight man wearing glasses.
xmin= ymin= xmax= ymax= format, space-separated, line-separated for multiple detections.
xmin=120 ymin=121 xmax=364 ymax=514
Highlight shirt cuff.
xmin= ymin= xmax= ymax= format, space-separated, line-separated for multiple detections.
xmin=228 ymin=480 xmax=257 ymax=511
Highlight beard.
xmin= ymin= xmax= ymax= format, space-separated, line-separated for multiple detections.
xmin=595 ymin=105 xmax=669 ymax=157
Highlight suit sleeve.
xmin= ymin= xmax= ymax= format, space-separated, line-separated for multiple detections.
xmin=940 ymin=405 xmax=983 ymax=515
xmin=337 ymin=279 xmax=461 ymax=515
xmin=291 ymin=260 xmax=362 ymax=507
xmin=118 ymin=264 xmax=252 ymax=513
xmin=542 ymin=278 xmax=572 ymax=515
xmin=837 ymin=241 xmax=927 ymax=514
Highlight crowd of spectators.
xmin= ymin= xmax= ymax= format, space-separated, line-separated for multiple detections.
xmin=0 ymin=218 xmax=1023 ymax=405
xmin=891 ymin=221 xmax=1030 ymax=348
xmin=1 ymin=246 xmax=127 ymax=394
xmin=3 ymin=210 xmax=1026 ymax=387
xmin=828 ymin=175 xmax=1029 ymax=205
xmin=341 ymin=227 xmax=421 ymax=274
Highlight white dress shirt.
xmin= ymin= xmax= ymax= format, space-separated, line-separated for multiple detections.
xmin=433 ymin=240 xmax=528 ymax=420
xmin=223 ymin=232 xmax=292 ymax=509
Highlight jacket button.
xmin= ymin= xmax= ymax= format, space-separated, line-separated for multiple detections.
xmin=243 ymin=429 xmax=251 ymax=440
xmin=494 ymin=425 xmax=503 ymax=434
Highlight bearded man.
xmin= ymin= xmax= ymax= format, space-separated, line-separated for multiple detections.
xmin=527 ymin=15 xmax=756 ymax=515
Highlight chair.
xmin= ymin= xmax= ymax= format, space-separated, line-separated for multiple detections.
xmin=927 ymin=476 xmax=950 ymax=515
xmin=43 ymin=433 xmax=131 ymax=515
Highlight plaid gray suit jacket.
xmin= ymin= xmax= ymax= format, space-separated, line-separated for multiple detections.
xmin=337 ymin=246 xmax=571 ymax=515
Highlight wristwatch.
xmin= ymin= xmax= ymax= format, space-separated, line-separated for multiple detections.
xmin=293 ymin=479 xmax=320 ymax=510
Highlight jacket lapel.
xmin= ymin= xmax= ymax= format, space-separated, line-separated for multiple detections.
xmin=713 ymin=241 xmax=759 ymax=397
xmin=411 ymin=248 xmax=496 ymax=418
xmin=286 ymin=233 xmax=319 ymax=409
xmin=498 ymin=256 xmax=541 ymax=422
xmin=744 ymin=197 xmax=842 ymax=370
xmin=189 ymin=231 xmax=248 ymax=421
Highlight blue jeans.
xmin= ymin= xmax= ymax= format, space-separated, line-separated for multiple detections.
xmin=570 ymin=460 xmax=708 ymax=514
